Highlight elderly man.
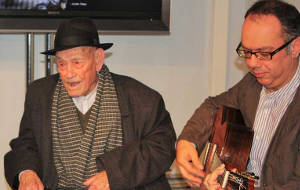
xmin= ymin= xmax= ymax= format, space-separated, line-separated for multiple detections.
xmin=5 ymin=17 xmax=176 ymax=190
xmin=176 ymin=0 xmax=300 ymax=189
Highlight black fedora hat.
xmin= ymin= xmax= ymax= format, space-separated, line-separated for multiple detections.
xmin=41 ymin=17 xmax=113 ymax=55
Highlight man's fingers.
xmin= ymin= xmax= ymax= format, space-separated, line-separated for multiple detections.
xmin=177 ymin=164 xmax=204 ymax=184
xmin=230 ymin=168 xmax=238 ymax=173
xmin=84 ymin=171 xmax=110 ymax=190
xmin=208 ymin=164 xmax=225 ymax=183
xmin=208 ymin=183 xmax=223 ymax=190
xmin=176 ymin=139 xmax=206 ymax=187
xmin=178 ymin=158 xmax=205 ymax=177
xmin=191 ymin=154 xmax=204 ymax=170
xmin=19 ymin=170 xmax=44 ymax=190
xmin=204 ymin=164 xmax=225 ymax=190
xmin=88 ymin=183 xmax=109 ymax=190
xmin=214 ymin=164 xmax=225 ymax=175
xmin=83 ymin=175 xmax=95 ymax=186
xmin=176 ymin=140 xmax=204 ymax=177
xmin=186 ymin=180 xmax=201 ymax=187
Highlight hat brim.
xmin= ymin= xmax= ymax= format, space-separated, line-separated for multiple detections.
xmin=41 ymin=43 xmax=113 ymax=55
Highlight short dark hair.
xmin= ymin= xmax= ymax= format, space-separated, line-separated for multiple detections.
xmin=245 ymin=0 xmax=300 ymax=39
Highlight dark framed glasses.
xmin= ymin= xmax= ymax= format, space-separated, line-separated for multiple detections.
xmin=236 ymin=36 xmax=297 ymax=60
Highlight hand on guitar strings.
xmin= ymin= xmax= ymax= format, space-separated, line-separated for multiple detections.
xmin=203 ymin=164 xmax=226 ymax=190
xmin=176 ymin=139 xmax=205 ymax=187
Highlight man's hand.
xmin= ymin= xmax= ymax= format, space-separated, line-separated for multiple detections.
xmin=18 ymin=170 xmax=44 ymax=190
xmin=176 ymin=139 xmax=205 ymax=187
xmin=83 ymin=171 xmax=110 ymax=190
xmin=203 ymin=164 xmax=225 ymax=190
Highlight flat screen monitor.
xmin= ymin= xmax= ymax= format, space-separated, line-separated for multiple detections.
xmin=0 ymin=0 xmax=170 ymax=34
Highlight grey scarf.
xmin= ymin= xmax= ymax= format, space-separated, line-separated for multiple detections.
xmin=51 ymin=65 xmax=123 ymax=189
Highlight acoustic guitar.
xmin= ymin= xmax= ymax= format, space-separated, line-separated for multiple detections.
xmin=199 ymin=106 xmax=258 ymax=190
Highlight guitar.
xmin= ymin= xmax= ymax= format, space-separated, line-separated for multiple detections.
xmin=199 ymin=106 xmax=258 ymax=190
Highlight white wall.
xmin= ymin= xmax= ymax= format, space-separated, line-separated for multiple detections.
xmin=1 ymin=0 xmax=299 ymax=189
xmin=1 ymin=34 xmax=27 ymax=189
xmin=104 ymin=0 xmax=213 ymax=135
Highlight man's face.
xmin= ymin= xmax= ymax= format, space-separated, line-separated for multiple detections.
xmin=241 ymin=14 xmax=299 ymax=93
xmin=55 ymin=46 xmax=104 ymax=97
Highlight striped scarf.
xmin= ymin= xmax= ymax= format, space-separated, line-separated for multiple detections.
xmin=51 ymin=65 xmax=123 ymax=189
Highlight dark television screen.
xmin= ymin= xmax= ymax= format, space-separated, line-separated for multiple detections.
xmin=0 ymin=0 xmax=170 ymax=33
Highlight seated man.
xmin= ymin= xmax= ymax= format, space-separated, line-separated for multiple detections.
xmin=4 ymin=17 xmax=176 ymax=190
xmin=176 ymin=0 xmax=300 ymax=189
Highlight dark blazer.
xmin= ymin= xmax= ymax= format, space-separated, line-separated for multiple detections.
xmin=5 ymin=73 xmax=176 ymax=190
xmin=179 ymin=73 xmax=300 ymax=189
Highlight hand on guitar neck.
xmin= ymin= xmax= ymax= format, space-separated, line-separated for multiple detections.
xmin=202 ymin=161 xmax=256 ymax=190
xmin=203 ymin=164 xmax=226 ymax=190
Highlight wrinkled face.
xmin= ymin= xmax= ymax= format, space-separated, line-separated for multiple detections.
xmin=55 ymin=46 xmax=104 ymax=97
xmin=241 ymin=14 xmax=300 ymax=93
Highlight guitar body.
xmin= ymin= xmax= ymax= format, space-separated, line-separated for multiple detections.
xmin=212 ymin=106 xmax=253 ymax=172
xmin=201 ymin=106 xmax=256 ymax=190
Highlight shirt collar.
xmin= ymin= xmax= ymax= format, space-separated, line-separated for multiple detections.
xmin=72 ymin=83 xmax=98 ymax=114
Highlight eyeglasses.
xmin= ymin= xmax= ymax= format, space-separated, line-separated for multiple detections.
xmin=236 ymin=36 xmax=297 ymax=60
